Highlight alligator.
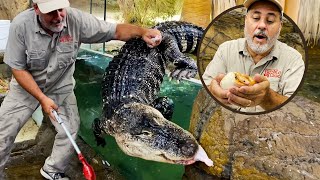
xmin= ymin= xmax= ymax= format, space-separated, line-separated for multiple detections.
xmin=93 ymin=21 xmax=213 ymax=166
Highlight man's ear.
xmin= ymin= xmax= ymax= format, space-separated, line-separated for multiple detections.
xmin=245 ymin=12 xmax=249 ymax=20
xmin=33 ymin=4 xmax=41 ymax=15
xmin=279 ymin=20 xmax=283 ymax=31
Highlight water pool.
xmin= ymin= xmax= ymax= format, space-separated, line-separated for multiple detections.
xmin=74 ymin=49 xmax=202 ymax=180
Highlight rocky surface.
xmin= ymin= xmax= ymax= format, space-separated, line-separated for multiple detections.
xmin=14 ymin=118 xmax=39 ymax=143
xmin=0 ymin=0 xmax=29 ymax=20
xmin=0 ymin=64 xmax=12 ymax=104
xmin=4 ymin=115 xmax=123 ymax=180
xmin=184 ymin=88 xmax=320 ymax=180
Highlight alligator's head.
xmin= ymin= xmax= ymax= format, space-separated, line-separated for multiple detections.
xmin=105 ymin=102 xmax=212 ymax=166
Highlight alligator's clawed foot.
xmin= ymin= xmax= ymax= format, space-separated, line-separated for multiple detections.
xmin=170 ymin=55 xmax=197 ymax=80
xmin=170 ymin=68 xmax=197 ymax=80
xmin=93 ymin=118 xmax=107 ymax=147
xmin=95 ymin=135 xmax=107 ymax=147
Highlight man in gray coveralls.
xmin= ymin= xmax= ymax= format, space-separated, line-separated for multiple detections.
xmin=0 ymin=0 xmax=162 ymax=179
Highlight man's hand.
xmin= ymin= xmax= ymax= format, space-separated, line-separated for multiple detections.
xmin=114 ymin=24 xmax=162 ymax=47
xmin=142 ymin=29 xmax=162 ymax=48
xmin=39 ymin=95 xmax=58 ymax=121
xmin=227 ymin=74 xmax=271 ymax=108
xmin=208 ymin=73 xmax=231 ymax=105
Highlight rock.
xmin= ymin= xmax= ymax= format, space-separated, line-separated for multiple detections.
xmin=0 ymin=0 xmax=29 ymax=20
xmin=183 ymin=165 xmax=228 ymax=180
xmin=185 ymin=88 xmax=320 ymax=180
xmin=14 ymin=118 xmax=39 ymax=143
xmin=0 ymin=64 xmax=11 ymax=104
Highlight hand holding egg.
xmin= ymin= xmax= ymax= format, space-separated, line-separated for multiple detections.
xmin=220 ymin=72 xmax=256 ymax=90
xmin=223 ymin=73 xmax=270 ymax=109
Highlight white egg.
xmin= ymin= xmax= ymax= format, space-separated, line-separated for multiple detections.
xmin=220 ymin=72 xmax=237 ymax=90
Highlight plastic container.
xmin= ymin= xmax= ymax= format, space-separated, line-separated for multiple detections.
xmin=0 ymin=20 xmax=11 ymax=53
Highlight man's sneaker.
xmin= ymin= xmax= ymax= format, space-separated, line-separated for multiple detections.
xmin=40 ymin=168 xmax=70 ymax=180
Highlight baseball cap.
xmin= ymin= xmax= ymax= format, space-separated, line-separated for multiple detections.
xmin=33 ymin=0 xmax=70 ymax=14
xmin=243 ymin=0 xmax=283 ymax=13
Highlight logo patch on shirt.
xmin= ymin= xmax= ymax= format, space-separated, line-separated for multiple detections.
xmin=264 ymin=69 xmax=281 ymax=78
xmin=59 ymin=35 xmax=73 ymax=43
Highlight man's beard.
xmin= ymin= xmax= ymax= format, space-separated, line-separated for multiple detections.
xmin=244 ymin=26 xmax=280 ymax=54
xmin=39 ymin=15 xmax=65 ymax=33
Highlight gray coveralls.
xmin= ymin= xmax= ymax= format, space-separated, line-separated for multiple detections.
xmin=0 ymin=7 xmax=116 ymax=177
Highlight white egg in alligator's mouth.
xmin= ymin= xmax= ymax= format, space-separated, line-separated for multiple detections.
xmin=220 ymin=72 xmax=256 ymax=90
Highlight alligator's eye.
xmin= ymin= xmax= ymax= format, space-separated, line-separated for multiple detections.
xmin=141 ymin=130 xmax=153 ymax=136
xmin=151 ymin=118 xmax=161 ymax=126
xmin=141 ymin=114 xmax=160 ymax=128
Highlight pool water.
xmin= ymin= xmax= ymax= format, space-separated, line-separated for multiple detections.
xmin=74 ymin=49 xmax=202 ymax=180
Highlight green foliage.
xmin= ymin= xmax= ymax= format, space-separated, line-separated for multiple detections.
xmin=117 ymin=0 xmax=184 ymax=26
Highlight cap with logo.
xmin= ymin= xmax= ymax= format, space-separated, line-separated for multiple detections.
xmin=32 ymin=0 xmax=70 ymax=14
xmin=243 ymin=0 xmax=283 ymax=13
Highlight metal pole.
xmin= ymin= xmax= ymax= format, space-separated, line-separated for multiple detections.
xmin=52 ymin=110 xmax=81 ymax=154
xmin=89 ymin=0 xmax=93 ymax=50
xmin=103 ymin=0 xmax=107 ymax=53
xmin=104 ymin=0 xmax=107 ymax=20
xmin=211 ymin=0 xmax=214 ymax=19
xmin=90 ymin=0 xmax=93 ymax=14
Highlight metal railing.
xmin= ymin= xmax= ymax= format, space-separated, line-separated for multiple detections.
xmin=103 ymin=0 xmax=107 ymax=53
xmin=89 ymin=0 xmax=108 ymax=53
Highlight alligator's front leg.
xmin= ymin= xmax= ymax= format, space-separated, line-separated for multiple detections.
xmin=170 ymin=55 xmax=197 ymax=80
xmin=162 ymin=34 xmax=198 ymax=80
xmin=92 ymin=118 xmax=107 ymax=147
xmin=151 ymin=96 xmax=174 ymax=120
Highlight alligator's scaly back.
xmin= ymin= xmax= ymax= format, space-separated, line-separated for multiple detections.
xmin=94 ymin=21 xmax=213 ymax=166
xmin=101 ymin=39 xmax=165 ymax=119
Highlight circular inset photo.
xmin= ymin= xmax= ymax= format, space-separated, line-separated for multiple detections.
xmin=197 ymin=3 xmax=308 ymax=115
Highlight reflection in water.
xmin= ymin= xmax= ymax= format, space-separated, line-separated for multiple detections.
xmin=74 ymin=50 xmax=201 ymax=180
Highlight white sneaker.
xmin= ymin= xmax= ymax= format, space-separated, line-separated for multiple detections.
xmin=40 ymin=168 xmax=70 ymax=180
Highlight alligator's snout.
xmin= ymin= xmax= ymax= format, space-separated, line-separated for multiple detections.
xmin=181 ymin=140 xmax=198 ymax=157
xmin=107 ymin=102 xmax=202 ymax=165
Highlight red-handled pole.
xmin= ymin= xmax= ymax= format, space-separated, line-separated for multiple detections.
xmin=52 ymin=110 xmax=96 ymax=180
